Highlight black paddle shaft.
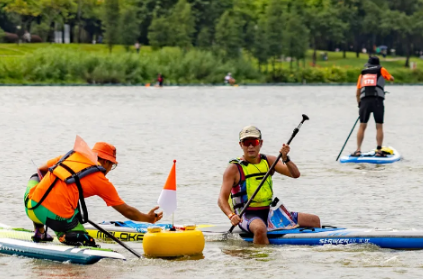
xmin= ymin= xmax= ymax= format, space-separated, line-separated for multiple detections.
xmin=335 ymin=116 xmax=360 ymax=161
xmin=228 ymin=114 xmax=309 ymax=233
xmin=88 ymin=219 xmax=142 ymax=258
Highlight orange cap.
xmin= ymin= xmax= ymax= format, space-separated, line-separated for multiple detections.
xmin=92 ymin=142 xmax=118 ymax=164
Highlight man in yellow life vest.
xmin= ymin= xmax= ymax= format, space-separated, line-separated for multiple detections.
xmin=218 ymin=126 xmax=320 ymax=244
xmin=24 ymin=142 xmax=163 ymax=246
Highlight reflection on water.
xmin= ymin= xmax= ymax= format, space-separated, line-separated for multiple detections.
xmin=0 ymin=86 xmax=423 ymax=279
xmin=221 ymin=247 xmax=272 ymax=262
xmin=170 ymin=254 xmax=205 ymax=261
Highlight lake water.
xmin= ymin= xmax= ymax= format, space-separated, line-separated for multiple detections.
xmin=0 ymin=85 xmax=422 ymax=278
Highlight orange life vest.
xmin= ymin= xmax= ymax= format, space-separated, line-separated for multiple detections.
xmin=26 ymin=150 xmax=106 ymax=223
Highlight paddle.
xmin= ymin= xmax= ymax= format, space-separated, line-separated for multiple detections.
xmin=335 ymin=116 xmax=360 ymax=161
xmin=227 ymin=114 xmax=310 ymax=234
xmin=87 ymin=220 xmax=142 ymax=258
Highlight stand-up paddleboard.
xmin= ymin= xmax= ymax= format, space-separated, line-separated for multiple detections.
xmin=198 ymin=225 xmax=423 ymax=250
xmin=0 ymin=227 xmax=125 ymax=264
xmin=340 ymin=146 xmax=401 ymax=164
xmin=87 ymin=221 xmax=423 ymax=250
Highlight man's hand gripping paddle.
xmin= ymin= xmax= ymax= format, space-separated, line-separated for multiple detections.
xmin=226 ymin=114 xmax=310 ymax=235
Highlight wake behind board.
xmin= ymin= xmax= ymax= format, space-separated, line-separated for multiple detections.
xmin=0 ymin=227 xmax=125 ymax=264
xmin=198 ymin=225 xmax=423 ymax=250
xmin=340 ymin=146 xmax=401 ymax=164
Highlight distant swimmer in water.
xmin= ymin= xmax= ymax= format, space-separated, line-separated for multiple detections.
xmin=156 ymin=73 xmax=164 ymax=87
xmin=224 ymin=73 xmax=236 ymax=86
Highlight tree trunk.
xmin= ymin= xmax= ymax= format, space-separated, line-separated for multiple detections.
xmin=372 ymin=34 xmax=376 ymax=55
xmin=69 ymin=24 xmax=74 ymax=43
xmin=312 ymin=38 xmax=317 ymax=67
xmin=77 ymin=24 xmax=82 ymax=43
xmin=49 ymin=21 xmax=55 ymax=44
xmin=77 ymin=0 xmax=82 ymax=43
xmin=405 ymin=37 xmax=410 ymax=68
xmin=343 ymin=41 xmax=347 ymax=59
xmin=355 ymin=36 xmax=360 ymax=58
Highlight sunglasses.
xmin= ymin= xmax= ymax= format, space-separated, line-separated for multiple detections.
xmin=241 ymin=138 xmax=261 ymax=147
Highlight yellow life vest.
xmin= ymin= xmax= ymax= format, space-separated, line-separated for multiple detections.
xmin=229 ymin=154 xmax=273 ymax=212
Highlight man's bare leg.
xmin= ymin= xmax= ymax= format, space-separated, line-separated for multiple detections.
xmin=297 ymin=213 xmax=321 ymax=228
xmin=249 ymin=219 xmax=269 ymax=244
xmin=33 ymin=222 xmax=45 ymax=233
xmin=356 ymin=123 xmax=367 ymax=151
xmin=376 ymin=123 xmax=384 ymax=148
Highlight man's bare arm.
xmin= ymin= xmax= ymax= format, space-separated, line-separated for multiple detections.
xmin=218 ymin=164 xmax=238 ymax=216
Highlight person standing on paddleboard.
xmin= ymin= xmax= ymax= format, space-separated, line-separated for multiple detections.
xmin=218 ymin=126 xmax=320 ymax=244
xmin=24 ymin=141 xmax=163 ymax=246
xmin=352 ymin=56 xmax=394 ymax=157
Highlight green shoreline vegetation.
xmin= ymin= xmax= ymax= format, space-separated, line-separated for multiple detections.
xmin=1 ymin=0 xmax=423 ymax=85
xmin=1 ymin=44 xmax=423 ymax=85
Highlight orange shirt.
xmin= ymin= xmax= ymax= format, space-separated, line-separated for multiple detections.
xmin=28 ymin=156 xmax=125 ymax=218
xmin=356 ymin=67 xmax=392 ymax=89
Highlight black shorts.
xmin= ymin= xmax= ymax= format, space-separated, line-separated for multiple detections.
xmin=239 ymin=207 xmax=270 ymax=233
xmin=359 ymin=97 xmax=384 ymax=124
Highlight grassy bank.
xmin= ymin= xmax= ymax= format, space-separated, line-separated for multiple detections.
xmin=0 ymin=47 xmax=261 ymax=84
xmin=0 ymin=43 xmax=422 ymax=84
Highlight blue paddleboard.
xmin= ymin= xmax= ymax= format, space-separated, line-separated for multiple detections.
xmin=199 ymin=225 xmax=423 ymax=250
xmin=340 ymin=147 xmax=401 ymax=164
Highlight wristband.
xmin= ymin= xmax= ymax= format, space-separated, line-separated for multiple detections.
xmin=283 ymin=156 xmax=291 ymax=164
xmin=228 ymin=213 xmax=236 ymax=220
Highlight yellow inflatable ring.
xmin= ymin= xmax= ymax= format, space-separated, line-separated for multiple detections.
xmin=143 ymin=225 xmax=205 ymax=257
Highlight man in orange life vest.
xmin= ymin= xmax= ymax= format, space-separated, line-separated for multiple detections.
xmin=24 ymin=142 xmax=163 ymax=246
xmin=352 ymin=56 xmax=394 ymax=157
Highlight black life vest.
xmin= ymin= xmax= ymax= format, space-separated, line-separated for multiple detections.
xmin=359 ymin=66 xmax=385 ymax=99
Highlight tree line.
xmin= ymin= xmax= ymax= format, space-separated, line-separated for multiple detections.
xmin=1 ymin=0 xmax=423 ymax=69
